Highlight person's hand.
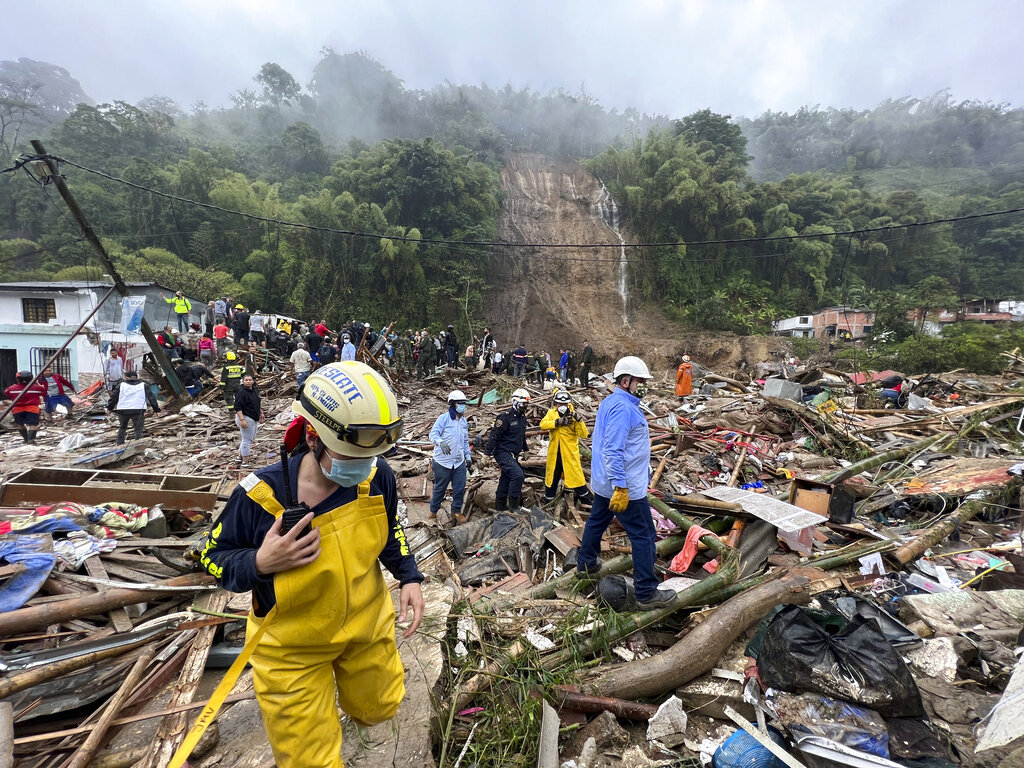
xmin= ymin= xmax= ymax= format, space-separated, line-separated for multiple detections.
xmin=573 ymin=412 xmax=584 ymax=422
xmin=239 ymin=418 xmax=248 ymax=428
xmin=254 ymin=513 xmax=320 ymax=575
xmin=398 ymin=582 xmax=425 ymax=638
xmin=609 ymin=486 xmax=630 ymax=513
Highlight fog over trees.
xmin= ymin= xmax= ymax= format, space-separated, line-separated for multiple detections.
xmin=2 ymin=51 xmax=1022 ymax=345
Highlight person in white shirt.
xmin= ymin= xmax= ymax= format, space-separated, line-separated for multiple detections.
xmin=102 ymin=348 xmax=123 ymax=391
xmin=290 ymin=343 xmax=313 ymax=386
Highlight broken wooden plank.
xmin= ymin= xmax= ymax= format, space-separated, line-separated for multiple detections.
xmin=84 ymin=555 xmax=134 ymax=633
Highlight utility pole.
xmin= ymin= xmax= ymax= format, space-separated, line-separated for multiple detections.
xmin=31 ymin=140 xmax=186 ymax=397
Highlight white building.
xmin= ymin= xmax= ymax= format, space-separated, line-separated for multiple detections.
xmin=772 ymin=314 xmax=815 ymax=338
xmin=0 ymin=281 xmax=204 ymax=389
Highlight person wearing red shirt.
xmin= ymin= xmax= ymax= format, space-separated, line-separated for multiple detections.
xmin=213 ymin=320 xmax=230 ymax=359
xmin=40 ymin=366 xmax=76 ymax=418
xmin=314 ymin=320 xmax=331 ymax=338
xmin=3 ymin=371 xmax=47 ymax=442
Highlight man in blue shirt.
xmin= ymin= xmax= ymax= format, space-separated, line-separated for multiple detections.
xmin=429 ymin=390 xmax=472 ymax=519
xmin=577 ymin=356 xmax=674 ymax=610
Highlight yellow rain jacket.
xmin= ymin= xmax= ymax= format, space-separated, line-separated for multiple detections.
xmin=540 ymin=406 xmax=589 ymax=488
xmin=199 ymin=455 xmax=421 ymax=768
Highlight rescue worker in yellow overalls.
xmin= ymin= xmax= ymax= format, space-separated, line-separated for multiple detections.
xmin=540 ymin=389 xmax=593 ymax=505
xmin=200 ymin=361 xmax=424 ymax=768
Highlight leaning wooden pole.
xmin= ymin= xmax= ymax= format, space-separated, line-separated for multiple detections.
xmin=31 ymin=141 xmax=186 ymax=397
xmin=64 ymin=648 xmax=156 ymax=768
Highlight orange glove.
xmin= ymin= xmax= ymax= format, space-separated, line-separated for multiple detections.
xmin=609 ymin=486 xmax=630 ymax=513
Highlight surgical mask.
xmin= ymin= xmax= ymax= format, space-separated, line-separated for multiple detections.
xmin=321 ymin=455 xmax=375 ymax=487
xmin=557 ymin=405 xmax=568 ymax=415
xmin=455 ymin=403 xmax=467 ymax=414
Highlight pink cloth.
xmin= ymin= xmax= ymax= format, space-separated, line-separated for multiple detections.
xmin=669 ymin=524 xmax=715 ymax=573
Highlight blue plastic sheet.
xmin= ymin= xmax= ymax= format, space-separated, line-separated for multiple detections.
xmin=0 ymin=537 xmax=57 ymax=612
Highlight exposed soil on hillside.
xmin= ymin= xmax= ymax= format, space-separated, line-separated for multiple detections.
xmin=483 ymin=152 xmax=790 ymax=378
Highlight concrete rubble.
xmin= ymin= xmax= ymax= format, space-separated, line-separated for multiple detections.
xmin=3 ymin=350 xmax=1024 ymax=767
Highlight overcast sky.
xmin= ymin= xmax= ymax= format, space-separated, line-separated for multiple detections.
xmin=11 ymin=0 xmax=1023 ymax=119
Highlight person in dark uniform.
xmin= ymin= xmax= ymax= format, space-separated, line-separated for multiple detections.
xmin=484 ymin=388 xmax=530 ymax=511
xmin=579 ymin=341 xmax=594 ymax=388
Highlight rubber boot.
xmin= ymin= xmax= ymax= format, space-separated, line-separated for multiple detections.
xmin=26 ymin=430 xmax=37 ymax=444
xmin=495 ymin=496 xmax=508 ymax=511
xmin=509 ymin=496 xmax=522 ymax=511
xmin=19 ymin=426 xmax=28 ymax=442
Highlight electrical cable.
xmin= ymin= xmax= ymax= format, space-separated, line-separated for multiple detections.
xmin=32 ymin=153 xmax=1024 ymax=251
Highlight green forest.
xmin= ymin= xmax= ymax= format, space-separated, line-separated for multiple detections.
xmin=2 ymin=51 xmax=1023 ymax=350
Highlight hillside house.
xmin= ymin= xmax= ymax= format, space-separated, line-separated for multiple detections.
xmin=0 ymin=281 xmax=204 ymax=389
xmin=773 ymin=307 xmax=874 ymax=339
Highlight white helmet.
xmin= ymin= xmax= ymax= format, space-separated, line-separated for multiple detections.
xmin=613 ymin=356 xmax=652 ymax=380
xmin=511 ymin=388 xmax=531 ymax=406
xmin=293 ymin=361 xmax=402 ymax=458
xmin=553 ymin=390 xmax=571 ymax=404
xmin=682 ymin=354 xmax=691 ymax=363
xmin=448 ymin=389 xmax=467 ymax=403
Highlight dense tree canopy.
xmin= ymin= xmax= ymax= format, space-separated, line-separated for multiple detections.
xmin=1 ymin=51 xmax=1022 ymax=340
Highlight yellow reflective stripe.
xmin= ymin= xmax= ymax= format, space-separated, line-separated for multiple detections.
xmin=167 ymin=614 xmax=272 ymax=768
xmin=245 ymin=480 xmax=285 ymax=517
xmin=363 ymin=371 xmax=394 ymax=423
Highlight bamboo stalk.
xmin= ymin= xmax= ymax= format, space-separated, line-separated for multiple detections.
xmin=892 ymin=499 xmax=991 ymax=565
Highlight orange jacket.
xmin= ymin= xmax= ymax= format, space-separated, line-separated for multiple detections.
xmin=675 ymin=363 xmax=693 ymax=397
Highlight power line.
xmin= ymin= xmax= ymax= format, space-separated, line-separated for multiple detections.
xmin=32 ymin=153 xmax=1024 ymax=251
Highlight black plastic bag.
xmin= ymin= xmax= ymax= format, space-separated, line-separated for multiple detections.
xmin=756 ymin=605 xmax=924 ymax=717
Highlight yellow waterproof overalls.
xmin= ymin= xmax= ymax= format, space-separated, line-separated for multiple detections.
xmin=243 ymin=466 xmax=405 ymax=768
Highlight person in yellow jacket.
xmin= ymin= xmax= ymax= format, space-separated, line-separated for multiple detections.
xmin=161 ymin=290 xmax=192 ymax=333
xmin=675 ymin=354 xmax=693 ymax=397
xmin=199 ymin=361 xmax=424 ymax=768
xmin=540 ymin=389 xmax=593 ymax=505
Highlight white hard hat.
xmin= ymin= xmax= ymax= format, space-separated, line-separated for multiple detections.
xmin=447 ymin=389 xmax=467 ymax=403
xmin=511 ymin=388 xmax=531 ymax=404
xmin=613 ymin=355 xmax=652 ymax=380
xmin=293 ymin=361 xmax=403 ymax=458
xmin=553 ymin=390 xmax=571 ymax=404
xmin=682 ymin=354 xmax=691 ymax=363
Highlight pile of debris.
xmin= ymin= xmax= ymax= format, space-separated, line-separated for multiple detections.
xmin=2 ymin=356 xmax=1024 ymax=767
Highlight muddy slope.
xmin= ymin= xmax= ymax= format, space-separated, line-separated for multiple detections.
xmin=484 ymin=152 xmax=789 ymax=377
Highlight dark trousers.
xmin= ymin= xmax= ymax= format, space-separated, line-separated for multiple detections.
xmin=116 ymin=410 xmax=146 ymax=444
xmin=431 ymin=460 xmax=467 ymax=516
xmin=495 ymin=450 xmax=525 ymax=500
xmin=578 ymin=494 xmax=658 ymax=601
xmin=580 ymin=364 xmax=591 ymax=386
xmin=544 ymin=450 xmax=592 ymax=502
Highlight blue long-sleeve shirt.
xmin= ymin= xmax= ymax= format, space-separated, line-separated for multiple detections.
xmin=590 ymin=387 xmax=650 ymax=498
xmin=429 ymin=408 xmax=470 ymax=468
xmin=199 ymin=454 xmax=422 ymax=617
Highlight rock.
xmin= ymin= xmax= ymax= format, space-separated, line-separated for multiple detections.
xmin=645 ymin=695 xmax=688 ymax=749
xmin=566 ymin=711 xmax=629 ymax=757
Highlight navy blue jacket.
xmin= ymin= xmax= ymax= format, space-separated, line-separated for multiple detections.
xmin=201 ymin=454 xmax=422 ymax=617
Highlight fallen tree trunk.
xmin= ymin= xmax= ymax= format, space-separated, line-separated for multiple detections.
xmin=821 ymin=433 xmax=948 ymax=485
xmin=582 ymin=571 xmax=813 ymax=700
xmin=0 ymin=573 xmax=215 ymax=636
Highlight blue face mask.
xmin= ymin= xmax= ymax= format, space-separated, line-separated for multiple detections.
xmin=321 ymin=455 xmax=376 ymax=487
xmin=455 ymin=403 xmax=467 ymax=414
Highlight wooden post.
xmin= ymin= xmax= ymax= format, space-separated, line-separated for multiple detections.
xmin=64 ymin=648 xmax=156 ymax=768
xmin=30 ymin=140 xmax=186 ymax=397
